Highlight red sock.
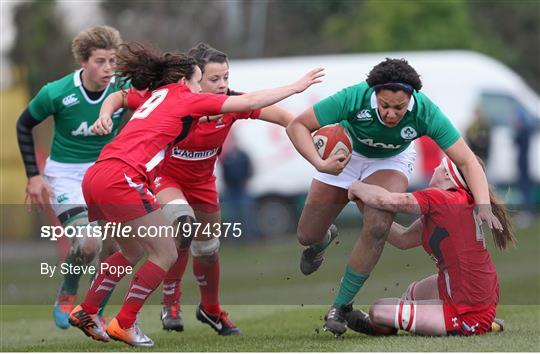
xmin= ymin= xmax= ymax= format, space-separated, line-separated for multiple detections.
xmin=193 ymin=257 xmax=221 ymax=315
xmin=116 ymin=260 xmax=166 ymax=328
xmin=82 ymin=252 xmax=133 ymax=314
xmin=162 ymin=247 xmax=189 ymax=306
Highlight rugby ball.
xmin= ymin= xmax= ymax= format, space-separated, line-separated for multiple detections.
xmin=313 ymin=124 xmax=353 ymax=159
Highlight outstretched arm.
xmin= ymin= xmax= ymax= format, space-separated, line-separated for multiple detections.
xmin=221 ymin=68 xmax=324 ymax=113
xmin=258 ymin=105 xmax=295 ymax=127
xmin=348 ymin=181 xmax=421 ymax=215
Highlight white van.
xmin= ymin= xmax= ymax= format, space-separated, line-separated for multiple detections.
xmin=216 ymin=50 xmax=539 ymax=235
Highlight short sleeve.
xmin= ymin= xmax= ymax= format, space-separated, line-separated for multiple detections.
xmin=27 ymin=84 xmax=54 ymax=121
xmin=412 ymin=188 xmax=453 ymax=216
xmin=412 ymin=189 xmax=432 ymax=215
xmin=413 ymin=188 xmax=461 ymax=217
xmin=313 ymin=82 xmax=368 ymax=126
xmin=426 ymin=106 xmax=461 ymax=150
xmin=188 ymin=92 xmax=228 ymax=117
xmin=126 ymin=89 xmax=151 ymax=110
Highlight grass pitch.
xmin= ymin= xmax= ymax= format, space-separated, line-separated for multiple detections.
xmin=1 ymin=219 xmax=539 ymax=351
xmin=1 ymin=305 xmax=539 ymax=351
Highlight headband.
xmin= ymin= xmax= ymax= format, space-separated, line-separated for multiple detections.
xmin=373 ymin=82 xmax=414 ymax=94
xmin=442 ymin=157 xmax=468 ymax=190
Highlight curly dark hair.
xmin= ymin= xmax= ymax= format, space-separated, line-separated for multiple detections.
xmin=187 ymin=42 xmax=228 ymax=73
xmin=115 ymin=42 xmax=197 ymax=91
xmin=366 ymin=58 xmax=422 ymax=92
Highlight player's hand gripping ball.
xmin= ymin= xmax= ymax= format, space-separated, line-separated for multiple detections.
xmin=313 ymin=124 xmax=353 ymax=159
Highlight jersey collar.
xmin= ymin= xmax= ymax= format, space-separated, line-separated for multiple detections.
xmin=73 ymin=69 xmax=115 ymax=104
xmin=73 ymin=68 xmax=116 ymax=86
xmin=370 ymin=91 xmax=415 ymax=127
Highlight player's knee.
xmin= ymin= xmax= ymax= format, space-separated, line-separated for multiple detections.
xmin=190 ymin=238 xmax=219 ymax=259
xmin=162 ymin=199 xmax=196 ymax=248
xmin=66 ymin=215 xmax=102 ymax=264
xmin=363 ymin=219 xmax=392 ymax=241
xmin=79 ymin=239 xmax=101 ymax=264
xmin=296 ymin=224 xmax=324 ymax=246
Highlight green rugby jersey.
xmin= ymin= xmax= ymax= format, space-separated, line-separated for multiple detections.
xmin=27 ymin=69 xmax=128 ymax=163
xmin=314 ymin=82 xmax=461 ymax=158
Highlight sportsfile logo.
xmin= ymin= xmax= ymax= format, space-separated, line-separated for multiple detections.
xmin=356 ymin=109 xmax=372 ymax=121
xmin=62 ymin=93 xmax=79 ymax=107
xmin=171 ymin=147 xmax=219 ymax=160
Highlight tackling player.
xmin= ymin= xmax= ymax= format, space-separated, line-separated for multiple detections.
xmin=68 ymin=42 xmax=324 ymax=347
xmin=117 ymin=43 xmax=295 ymax=336
xmin=15 ymin=25 xmax=125 ymax=329
xmin=345 ymin=156 xmax=514 ymax=336
xmin=286 ymin=58 xmax=502 ymax=336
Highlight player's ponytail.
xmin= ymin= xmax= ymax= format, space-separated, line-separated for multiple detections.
xmin=476 ymin=156 xmax=516 ymax=250
xmin=116 ymin=42 xmax=197 ymax=91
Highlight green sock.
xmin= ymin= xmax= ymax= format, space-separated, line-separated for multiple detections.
xmin=309 ymin=228 xmax=332 ymax=253
xmin=59 ymin=253 xmax=81 ymax=295
xmin=333 ymin=265 xmax=369 ymax=306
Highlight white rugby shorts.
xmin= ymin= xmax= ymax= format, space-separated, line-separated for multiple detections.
xmin=314 ymin=143 xmax=417 ymax=190
xmin=43 ymin=158 xmax=94 ymax=218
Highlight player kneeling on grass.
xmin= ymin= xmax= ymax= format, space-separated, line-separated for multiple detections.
xmin=346 ymin=156 xmax=514 ymax=336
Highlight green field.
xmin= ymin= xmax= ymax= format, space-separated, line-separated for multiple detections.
xmin=1 ymin=218 xmax=539 ymax=351
xmin=1 ymin=304 xmax=539 ymax=352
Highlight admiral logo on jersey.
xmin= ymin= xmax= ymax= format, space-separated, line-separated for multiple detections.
xmin=171 ymin=147 xmax=219 ymax=161
xmin=62 ymin=93 xmax=79 ymax=107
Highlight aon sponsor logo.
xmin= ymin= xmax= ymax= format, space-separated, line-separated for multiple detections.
xmin=71 ymin=122 xmax=96 ymax=136
xmin=359 ymin=138 xmax=402 ymax=149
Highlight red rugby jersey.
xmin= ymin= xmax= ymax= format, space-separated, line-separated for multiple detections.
xmin=97 ymin=83 xmax=227 ymax=181
xmin=127 ymin=89 xmax=261 ymax=184
xmin=412 ymin=188 xmax=499 ymax=311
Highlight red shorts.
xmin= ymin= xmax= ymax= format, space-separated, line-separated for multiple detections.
xmin=82 ymin=159 xmax=159 ymax=222
xmin=152 ymin=174 xmax=219 ymax=213
xmin=443 ymin=303 xmax=496 ymax=336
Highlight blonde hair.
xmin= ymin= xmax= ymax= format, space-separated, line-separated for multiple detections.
xmin=71 ymin=25 xmax=122 ymax=62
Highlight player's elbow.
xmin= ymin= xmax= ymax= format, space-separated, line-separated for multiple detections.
xmin=285 ymin=119 xmax=300 ymax=139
